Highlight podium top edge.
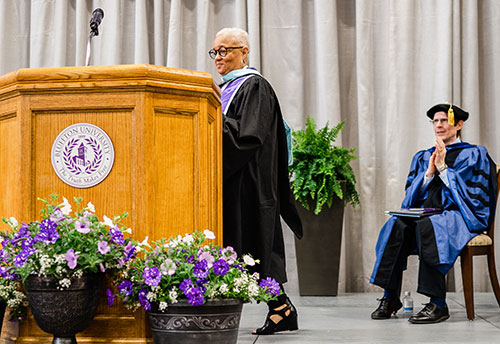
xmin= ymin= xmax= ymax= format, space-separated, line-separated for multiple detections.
xmin=0 ymin=64 xmax=221 ymax=97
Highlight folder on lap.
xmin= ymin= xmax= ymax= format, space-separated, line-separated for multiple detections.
xmin=385 ymin=208 xmax=443 ymax=218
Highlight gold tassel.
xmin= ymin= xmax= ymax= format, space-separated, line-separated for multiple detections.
xmin=445 ymin=102 xmax=455 ymax=125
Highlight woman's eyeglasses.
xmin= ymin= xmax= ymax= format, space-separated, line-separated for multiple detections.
xmin=208 ymin=46 xmax=243 ymax=59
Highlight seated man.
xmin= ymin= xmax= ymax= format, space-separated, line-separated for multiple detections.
xmin=370 ymin=103 xmax=497 ymax=324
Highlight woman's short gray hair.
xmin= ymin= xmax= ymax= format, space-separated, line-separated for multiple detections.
xmin=216 ymin=28 xmax=250 ymax=50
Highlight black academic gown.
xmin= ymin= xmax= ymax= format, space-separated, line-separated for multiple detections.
xmin=222 ymin=75 xmax=302 ymax=284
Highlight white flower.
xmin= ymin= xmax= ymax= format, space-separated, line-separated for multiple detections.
xmin=86 ymin=202 xmax=95 ymax=212
xmin=59 ymin=278 xmax=71 ymax=289
xmin=248 ymin=282 xmax=259 ymax=298
xmin=219 ymin=283 xmax=229 ymax=294
xmin=183 ymin=234 xmax=194 ymax=243
xmin=102 ymin=215 xmax=115 ymax=227
xmin=234 ymin=275 xmax=248 ymax=289
xmin=169 ymin=289 xmax=178 ymax=303
xmin=159 ymin=301 xmax=168 ymax=311
xmin=55 ymin=254 xmax=66 ymax=264
xmin=60 ymin=197 xmax=72 ymax=215
xmin=243 ymin=255 xmax=256 ymax=266
xmin=139 ymin=236 xmax=151 ymax=248
xmin=123 ymin=227 xmax=132 ymax=234
xmin=166 ymin=235 xmax=182 ymax=248
xmin=8 ymin=217 xmax=18 ymax=228
xmin=203 ymin=229 xmax=216 ymax=240
xmin=146 ymin=292 xmax=157 ymax=301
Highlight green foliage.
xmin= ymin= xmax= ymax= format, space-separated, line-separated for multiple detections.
xmin=289 ymin=117 xmax=360 ymax=214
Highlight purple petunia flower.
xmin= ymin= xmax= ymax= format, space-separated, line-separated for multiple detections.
xmin=75 ymin=219 xmax=91 ymax=234
xmin=50 ymin=208 xmax=66 ymax=223
xmin=65 ymin=249 xmax=78 ymax=269
xmin=198 ymin=251 xmax=215 ymax=268
xmin=123 ymin=241 xmax=136 ymax=262
xmin=21 ymin=237 xmax=35 ymax=250
xmin=4 ymin=270 xmax=20 ymax=281
xmin=213 ymin=259 xmax=230 ymax=276
xmin=143 ymin=266 xmax=162 ymax=286
xmin=193 ymin=260 xmax=209 ymax=278
xmin=35 ymin=219 xmax=59 ymax=244
xmin=0 ymin=267 xmax=7 ymax=278
xmin=185 ymin=254 xmax=195 ymax=264
xmin=185 ymin=286 xmax=205 ymax=306
xmin=232 ymin=264 xmax=245 ymax=272
xmin=106 ymin=289 xmax=114 ymax=306
xmin=118 ymin=280 xmax=133 ymax=296
xmin=13 ymin=248 xmax=36 ymax=268
xmin=195 ymin=279 xmax=208 ymax=294
xmin=0 ymin=249 xmax=10 ymax=263
xmin=259 ymin=277 xmax=281 ymax=296
xmin=110 ymin=226 xmax=125 ymax=245
xmin=11 ymin=223 xmax=30 ymax=247
xmin=98 ymin=241 xmax=110 ymax=254
xmin=179 ymin=278 xmax=194 ymax=292
xmin=221 ymin=246 xmax=237 ymax=264
xmin=138 ymin=288 xmax=151 ymax=311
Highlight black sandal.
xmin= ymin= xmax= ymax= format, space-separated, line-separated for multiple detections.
xmin=253 ymin=298 xmax=298 ymax=335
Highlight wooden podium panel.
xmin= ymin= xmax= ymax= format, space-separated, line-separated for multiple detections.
xmin=0 ymin=65 xmax=222 ymax=343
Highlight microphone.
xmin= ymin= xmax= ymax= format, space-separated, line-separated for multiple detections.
xmin=89 ymin=8 xmax=104 ymax=36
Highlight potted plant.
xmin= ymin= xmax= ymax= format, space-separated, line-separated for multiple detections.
xmin=289 ymin=117 xmax=359 ymax=296
xmin=110 ymin=230 xmax=281 ymax=344
xmin=0 ymin=196 xmax=137 ymax=344
xmin=0 ymin=277 xmax=28 ymax=332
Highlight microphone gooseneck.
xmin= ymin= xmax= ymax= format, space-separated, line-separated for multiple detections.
xmin=86 ymin=8 xmax=104 ymax=66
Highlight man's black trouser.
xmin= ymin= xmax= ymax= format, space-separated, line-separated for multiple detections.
xmin=373 ymin=216 xmax=446 ymax=299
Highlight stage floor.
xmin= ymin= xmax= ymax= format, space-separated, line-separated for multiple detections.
xmin=239 ymin=292 xmax=500 ymax=343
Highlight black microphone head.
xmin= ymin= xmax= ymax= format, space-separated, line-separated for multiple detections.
xmin=91 ymin=8 xmax=104 ymax=23
xmin=90 ymin=8 xmax=104 ymax=35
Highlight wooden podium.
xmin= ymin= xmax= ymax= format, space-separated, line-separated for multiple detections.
xmin=0 ymin=65 xmax=222 ymax=343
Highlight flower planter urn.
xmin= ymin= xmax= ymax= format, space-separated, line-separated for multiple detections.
xmin=24 ymin=272 xmax=104 ymax=344
xmin=148 ymin=298 xmax=243 ymax=344
xmin=294 ymin=187 xmax=345 ymax=296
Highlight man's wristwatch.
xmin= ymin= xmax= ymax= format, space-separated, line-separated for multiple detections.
xmin=437 ymin=163 xmax=448 ymax=173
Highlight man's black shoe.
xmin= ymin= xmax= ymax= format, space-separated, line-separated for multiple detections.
xmin=371 ymin=297 xmax=403 ymax=319
xmin=408 ymin=303 xmax=449 ymax=324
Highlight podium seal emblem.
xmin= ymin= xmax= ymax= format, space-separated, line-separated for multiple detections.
xmin=51 ymin=123 xmax=115 ymax=188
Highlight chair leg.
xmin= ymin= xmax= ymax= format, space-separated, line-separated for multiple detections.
xmin=487 ymin=250 xmax=500 ymax=308
xmin=460 ymin=249 xmax=475 ymax=320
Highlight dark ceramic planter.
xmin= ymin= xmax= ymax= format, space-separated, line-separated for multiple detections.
xmin=24 ymin=273 xmax=104 ymax=344
xmin=294 ymin=184 xmax=345 ymax=296
xmin=148 ymin=298 xmax=243 ymax=344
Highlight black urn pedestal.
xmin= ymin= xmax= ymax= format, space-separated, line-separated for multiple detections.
xmin=24 ymin=273 xmax=104 ymax=344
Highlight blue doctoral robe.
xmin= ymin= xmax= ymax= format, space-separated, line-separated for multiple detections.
xmin=370 ymin=142 xmax=497 ymax=281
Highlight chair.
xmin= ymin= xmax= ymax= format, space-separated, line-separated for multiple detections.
xmin=460 ymin=165 xmax=500 ymax=320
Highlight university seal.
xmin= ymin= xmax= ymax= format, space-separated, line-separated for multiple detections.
xmin=51 ymin=123 xmax=115 ymax=188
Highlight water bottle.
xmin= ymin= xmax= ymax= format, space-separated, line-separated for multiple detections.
xmin=403 ymin=291 xmax=414 ymax=318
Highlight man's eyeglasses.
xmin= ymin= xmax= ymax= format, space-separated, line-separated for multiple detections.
xmin=208 ymin=46 xmax=243 ymax=59
xmin=430 ymin=118 xmax=449 ymax=125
